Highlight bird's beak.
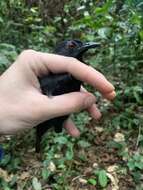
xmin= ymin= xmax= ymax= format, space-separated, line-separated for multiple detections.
xmin=78 ymin=42 xmax=101 ymax=55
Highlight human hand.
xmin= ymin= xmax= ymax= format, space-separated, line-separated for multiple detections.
xmin=0 ymin=50 xmax=115 ymax=135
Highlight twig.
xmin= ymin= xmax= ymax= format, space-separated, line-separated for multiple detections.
xmin=72 ymin=175 xmax=86 ymax=182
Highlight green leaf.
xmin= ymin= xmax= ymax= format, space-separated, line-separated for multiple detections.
xmin=42 ymin=168 xmax=50 ymax=180
xmin=32 ymin=177 xmax=42 ymax=190
xmin=88 ymin=178 xmax=97 ymax=186
xmin=78 ymin=140 xmax=91 ymax=148
xmin=139 ymin=30 xmax=143 ymax=40
xmin=135 ymin=162 xmax=143 ymax=169
xmin=95 ymin=0 xmax=113 ymax=14
xmin=127 ymin=160 xmax=135 ymax=170
xmin=0 ymin=54 xmax=9 ymax=66
xmin=4 ymin=187 xmax=11 ymax=190
xmin=98 ymin=170 xmax=108 ymax=188
xmin=0 ymin=17 xmax=3 ymax=23
xmin=0 ymin=43 xmax=16 ymax=52
xmin=54 ymin=136 xmax=68 ymax=144
xmin=97 ymin=27 xmax=112 ymax=39
xmin=66 ymin=144 xmax=74 ymax=160
xmin=0 ymin=154 xmax=11 ymax=166
xmin=132 ymin=171 xmax=141 ymax=183
xmin=130 ymin=13 xmax=141 ymax=25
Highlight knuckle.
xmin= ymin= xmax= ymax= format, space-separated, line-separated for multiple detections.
xmin=19 ymin=49 xmax=36 ymax=59
xmin=17 ymin=49 xmax=38 ymax=66
xmin=72 ymin=96 xmax=83 ymax=112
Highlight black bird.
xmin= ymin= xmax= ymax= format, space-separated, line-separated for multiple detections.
xmin=36 ymin=40 xmax=100 ymax=152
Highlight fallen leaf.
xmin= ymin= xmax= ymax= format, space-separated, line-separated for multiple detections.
xmin=48 ymin=161 xmax=56 ymax=172
xmin=0 ymin=168 xmax=13 ymax=182
xmin=20 ymin=171 xmax=30 ymax=180
xmin=107 ymin=165 xmax=118 ymax=173
xmin=114 ymin=133 xmax=125 ymax=142
xmin=107 ymin=173 xmax=119 ymax=190
xmin=79 ymin=178 xmax=87 ymax=184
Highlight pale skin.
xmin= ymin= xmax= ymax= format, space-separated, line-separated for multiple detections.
xmin=0 ymin=50 xmax=116 ymax=135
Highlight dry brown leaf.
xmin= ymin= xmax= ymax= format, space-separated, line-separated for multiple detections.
xmin=78 ymin=178 xmax=87 ymax=184
xmin=95 ymin=127 xmax=104 ymax=133
xmin=107 ymin=165 xmax=118 ymax=173
xmin=0 ymin=168 xmax=13 ymax=182
xmin=48 ymin=161 xmax=56 ymax=172
xmin=107 ymin=173 xmax=119 ymax=190
xmin=114 ymin=133 xmax=125 ymax=142
xmin=20 ymin=171 xmax=30 ymax=180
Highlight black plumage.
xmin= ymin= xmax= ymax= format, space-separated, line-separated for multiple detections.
xmin=36 ymin=40 xmax=100 ymax=152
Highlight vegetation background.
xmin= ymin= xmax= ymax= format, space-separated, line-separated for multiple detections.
xmin=0 ymin=0 xmax=143 ymax=189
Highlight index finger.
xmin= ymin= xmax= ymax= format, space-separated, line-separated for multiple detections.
xmin=38 ymin=52 xmax=115 ymax=95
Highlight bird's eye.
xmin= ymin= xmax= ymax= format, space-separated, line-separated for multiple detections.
xmin=67 ymin=41 xmax=76 ymax=48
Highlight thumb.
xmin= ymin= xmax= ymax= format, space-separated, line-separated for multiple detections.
xmin=38 ymin=92 xmax=96 ymax=121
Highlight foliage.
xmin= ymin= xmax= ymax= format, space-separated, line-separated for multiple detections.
xmin=0 ymin=43 xmax=17 ymax=73
xmin=0 ymin=0 xmax=143 ymax=189
xmin=91 ymin=169 xmax=108 ymax=188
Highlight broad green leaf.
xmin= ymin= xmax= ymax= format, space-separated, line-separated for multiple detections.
xmin=139 ymin=30 xmax=143 ymax=40
xmin=98 ymin=170 xmax=108 ymax=188
xmin=95 ymin=0 xmax=113 ymax=14
xmin=66 ymin=144 xmax=74 ymax=160
xmin=88 ymin=178 xmax=97 ymax=186
xmin=78 ymin=140 xmax=91 ymax=148
xmin=42 ymin=168 xmax=50 ymax=180
xmin=0 ymin=55 xmax=9 ymax=66
xmin=97 ymin=27 xmax=112 ymax=39
xmin=127 ymin=160 xmax=135 ymax=170
xmin=54 ymin=136 xmax=68 ymax=144
xmin=0 ymin=154 xmax=11 ymax=166
xmin=0 ymin=17 xmax=3 ymax=23
xmin=135 ymin=162 xmax=143 ymax=169
xmin=0 ymin=43 xmax=16 ymax=52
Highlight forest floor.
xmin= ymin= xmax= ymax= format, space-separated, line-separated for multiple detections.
xmin=0 ymin=52 xmax=143 ymax=190
xmin=0 ymin=113 xmax=142 ymax=190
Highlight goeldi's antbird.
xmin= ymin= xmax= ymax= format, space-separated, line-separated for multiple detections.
xmin=36 ymin=40 xmax=100 ymax=152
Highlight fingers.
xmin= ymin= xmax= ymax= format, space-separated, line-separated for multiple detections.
xmin=18 ymin=50 xmax=115 ymax=99
xmin=103 ymin=91 xmax=116 ymax=100
xmin=63 ymin=106 xmax=101 ymax=137
xmin=63 ymin=118 xmax=80 ymax=137
xmin=23 ymin=51 xmax=115 ymax=96
xmin=80 ymin=86 xmax=101 ymax=119
xmin=38 ymin=92 xmax=96 ymax=121
xmin=87 ymin=104 xmax=101 ymax=120
xmin=39 ymin=53 xmax=115 ymax=95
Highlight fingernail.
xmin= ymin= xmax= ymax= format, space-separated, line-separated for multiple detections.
xmin=111 ymin=91 xmax=116 ymax=98
xmin=110 ymin=83 xmax=115 ymax=91
xmin=104 ymin=90 xmax=116 ymax=100
xmin=84 ymin=96 xmax=95 ymax=108
xmin=94 ymin=110 xmax=102 ymax=120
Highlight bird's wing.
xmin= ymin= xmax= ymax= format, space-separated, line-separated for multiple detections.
xmin=39 ymin=73 xmax=81 ymax=96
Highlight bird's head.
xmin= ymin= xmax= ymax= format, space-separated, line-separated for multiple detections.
xmin=54 ymin=40 xmax=100 ymax=61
